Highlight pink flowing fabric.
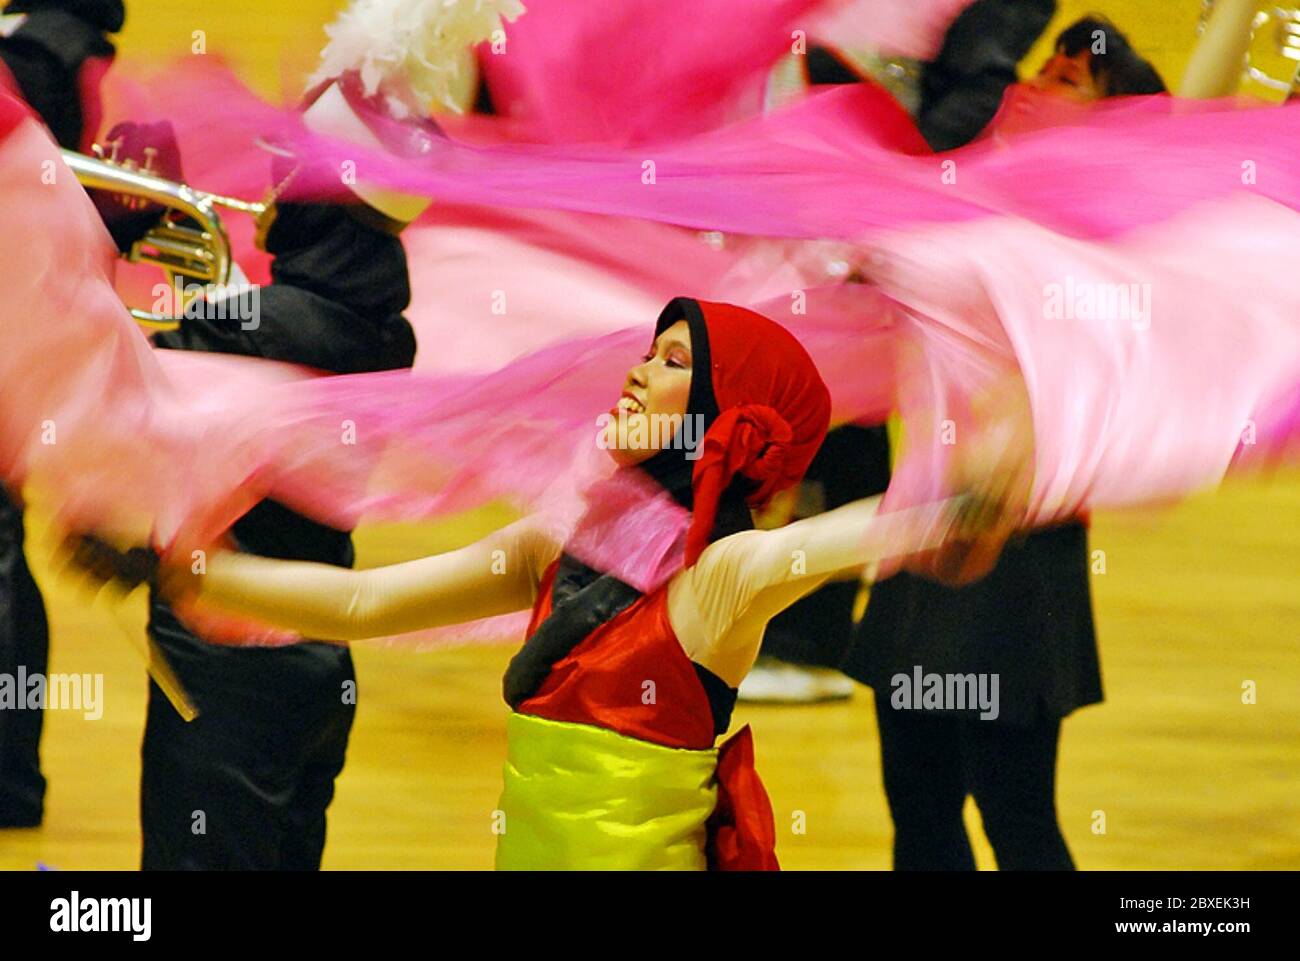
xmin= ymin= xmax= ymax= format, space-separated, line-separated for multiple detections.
xmin=94 ymin=0 xmax=945 ymax=365
xmin=808 ymin=0 xmax=978 ymax=60
xmin=96 ymin=54 xmax=1300 ymax=400
xmin=400 ymin=206 xmax=741 ymax=374
xmin=0 ymin=94 xmax=891 ymax=541
xmin=867 ymin=196 xmax=1300 ymax=530
xmin=8 ymin=97 xmax=1294 ymax=546
xmin=106 ymin=63 xmax=1300 ymax=245
xmin=475 ymin=0 xmax=977 ymax=144
xmin=10 ymin=77 xmax=1300 ymax=508
xmin=398 ymin=205 xmax=901 ymax=378
xmin=477 ymin=0 xmax=825 ymax=145
xmin=102 ymin=64 xmax=925 ymax=374
xmin=5 ymin=31 xmax=1300 ymax=651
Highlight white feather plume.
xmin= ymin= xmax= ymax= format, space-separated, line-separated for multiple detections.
xmin=309 ymin=0 xmax=526 ymax=116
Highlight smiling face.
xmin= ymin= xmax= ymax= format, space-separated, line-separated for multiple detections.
xmin=602 ymin=319 xmax=694 ymax=465
xmin=1029 ymin=48 xmax=1103 ymax=102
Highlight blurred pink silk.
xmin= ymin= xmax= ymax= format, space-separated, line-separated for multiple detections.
xmin=3 ymin=52 xmax=1299 ymax=647
xmin=0 ymin=96 xmax=890 ymax=568
xmin=869 ymin=195 xmax=1300 ymax=527
xmin=808 ymin=0 xmax=978 ymax=60
xmin=444 ymin=0 xmax=973 ymax=144
xmin=103 ymin=62 xmax=1300 ymax=244
xmin=476 ymin=0 xmax=825 ymax=145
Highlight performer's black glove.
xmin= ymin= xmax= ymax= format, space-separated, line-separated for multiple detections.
xmin=64 ymin=533 xmax=160 ymax=592
xmin=88 ymin=119 xmax=187 ymax=253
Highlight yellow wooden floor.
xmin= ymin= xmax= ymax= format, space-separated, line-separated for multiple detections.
xmin=1 ymin=472 xmax=1297 ymax=871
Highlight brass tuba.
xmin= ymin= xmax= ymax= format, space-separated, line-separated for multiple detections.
xmin=62 ymin=146 xmax=267 ymax=330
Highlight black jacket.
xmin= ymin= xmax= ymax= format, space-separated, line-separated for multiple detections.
xmin=149 ymin=202 xmax=417 ymax=638
xmin=917 ymin=0 xmax=1057 ymax=151
xmin=0 ymin=1 xmax=123 ymax=150
xmin=841 ymin=516 xmax=1103 ymax=725
xmin=835 ymin=433 xmax=1102 ymax=725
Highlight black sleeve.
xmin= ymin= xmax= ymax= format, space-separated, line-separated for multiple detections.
xmin=152 ymin=201 xmax=418 ymax=372
xmin=917 ymin=70 xmax=1021 ymax=151
xmin=149 ymin=287 xmax=269 ymax=359
xmin=151 ymin=284 xmax=417 ymax=373
xmin=0 ymin=4 xmax=121 ymax=149
xmin=916 ymin=0 xmax=1057 ymax=150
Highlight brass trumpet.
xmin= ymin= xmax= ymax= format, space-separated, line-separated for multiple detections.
xmin=61 ymin=148 xmax=267 ymax=330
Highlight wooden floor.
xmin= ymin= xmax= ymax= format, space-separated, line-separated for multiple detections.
xmin=1 ymin=473 xmax=1297 ymax=871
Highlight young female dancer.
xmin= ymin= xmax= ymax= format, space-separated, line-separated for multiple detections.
xmin=86 ymin=296 xmax=985 ymax=870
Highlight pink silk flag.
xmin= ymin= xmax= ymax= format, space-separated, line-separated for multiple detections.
xmin=3 ymin=40 xmax=1300 ymax=646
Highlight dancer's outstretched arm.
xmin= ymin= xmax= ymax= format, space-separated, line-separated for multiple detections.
xmin=670 ymin=392 xmax=1033 ymax=686
xmin=166 ymin=520 xmax=558 ymax=642
xmin=679 ymin=386 xmax=1030 ymax=660
xmin=669 ymin=494 xmax=974 ymax=684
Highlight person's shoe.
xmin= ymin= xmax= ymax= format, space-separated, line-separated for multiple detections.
xmin=738 ymin=658 xmax=855 ymax=704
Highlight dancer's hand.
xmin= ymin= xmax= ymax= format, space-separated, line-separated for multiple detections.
xmin=88 ymin=120 xmax=186 ymax=254
xmin=60 ymin=533 xmax=204 ymax=604
xmin=60 ymin=533 xmax=160 ymax=596
xmin=926 ymin=380 xmax=1035 ymax=585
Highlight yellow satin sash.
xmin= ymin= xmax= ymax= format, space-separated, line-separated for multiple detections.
xmin=495 ymin=712 xmax=719 ymax=870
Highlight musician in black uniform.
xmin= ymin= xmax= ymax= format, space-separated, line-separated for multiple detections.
xmin=0 ymin=0 xmax=125 ymax=829
xmin=141 ymin=215 xmax=415 ymax=869
xmin=110 ymin=76 xmax=424 ymax=868
xmin=840 ymin=4 xmax=1164 ymax=870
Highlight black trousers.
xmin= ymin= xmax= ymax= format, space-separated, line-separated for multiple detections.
xmin=0 ymin=493 xmax=48 ymax=826
xmin=140 ymin=618 xmax=355 ymax=870
xmin=873 ymin=693 xmax=1075 ymax=871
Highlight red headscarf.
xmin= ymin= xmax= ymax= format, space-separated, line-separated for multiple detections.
xmin=654 ymin=298 xmax=831 ymax=566
xmin=503 ymin=298 xmax=830 ymax=714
